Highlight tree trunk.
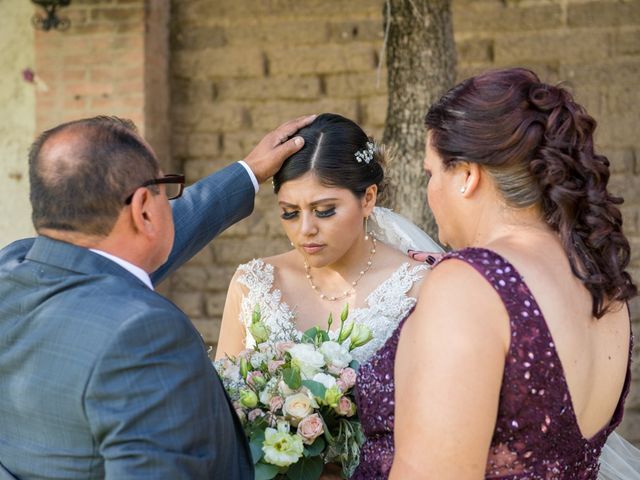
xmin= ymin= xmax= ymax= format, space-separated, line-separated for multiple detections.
xmin=381 ymin=0 xmax=456 ymax=238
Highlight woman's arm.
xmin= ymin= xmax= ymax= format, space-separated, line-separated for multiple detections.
xmin=215 ymin=271 xmax=248 ymax=360
xmin=390 ymin=259 xmax=510 ymax=479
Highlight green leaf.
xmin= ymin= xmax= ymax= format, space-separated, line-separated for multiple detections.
xmin=286 ymin=456 xmax=323 ymax=480
xmin=254 ymin=461 xmax=280 ymax=480
xmin=250 ymin=430 xmax=266 ymax=464
xmin=349 ymin=359 xmax=360 ymax=370
xmin=304 ymin=436 xmax=326 ymax=457
xmin=301 ymin=380 xmax=327 ymax=400
xmin=318 ymin=330 xmax=330 ymax=342
xmin=283 ymin=366 xmax=302 ymax=390
xmin=301 ymin=326 xmax=319 ymax=343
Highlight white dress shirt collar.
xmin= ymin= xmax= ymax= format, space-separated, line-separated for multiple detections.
xmin=90 ymin=248 xmax=154 ymax=290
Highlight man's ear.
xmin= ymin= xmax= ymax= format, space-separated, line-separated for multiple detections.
xmin=128 ymin=188 xmax=155 ymax=236
xmin=362 ymin=184 xmax=378 ymax=215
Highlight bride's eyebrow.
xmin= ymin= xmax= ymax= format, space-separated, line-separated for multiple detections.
xmin=278 ymin=198 xmax=339 ymax=208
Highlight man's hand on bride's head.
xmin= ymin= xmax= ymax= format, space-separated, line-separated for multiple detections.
xmin=244 ymin=114 xmax=317 ymax=183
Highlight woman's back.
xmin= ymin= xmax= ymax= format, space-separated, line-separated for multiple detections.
xmin=444 ymin=243 xmax=631 ymax=478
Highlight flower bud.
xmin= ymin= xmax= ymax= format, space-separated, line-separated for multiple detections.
xmin=349 ymin=324 xmax=373 ymax=350
xmin=323 ymin=386 xmax=342 ymax=408
xmin=337 ymin=321 xmax=354 ymax=344
xmin=239 ymin=388 xmax=258 ymax=409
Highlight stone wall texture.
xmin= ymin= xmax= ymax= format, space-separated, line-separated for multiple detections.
xmin=168 ymin=0 xmax=640 ymax=443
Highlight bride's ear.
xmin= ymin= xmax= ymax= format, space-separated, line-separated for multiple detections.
xmin=459 ymin=163 xmax=481 ymax=197
xmin=362 ymin=184 xmax=378 ymax=214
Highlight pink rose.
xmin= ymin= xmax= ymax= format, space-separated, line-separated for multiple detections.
xmin=339 ymin=367 xmax=357 ymax=390
xmin=269 ymin=395 xmax=284 ymax=413
xmin=235 ymin=408 xmax=247 ymax=424
xmin=337 ymin=379 xmax=347 ymax=392
xmin=334 ymin=396 xmax=356 ymax=417
xmin=246 ymin=371 xmax=265 ymax=388
xmin=297 ymin=413 xmax=324 ymax=445
xmin=268 ymin=359 xmax=285 ymax=374
xmin=248 ymin=408 xmax=264 ymax=422
xmin=275 ymin=341 xmax=295 ymax=357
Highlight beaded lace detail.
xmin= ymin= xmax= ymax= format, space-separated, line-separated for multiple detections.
xmin=352 ymin=247 xmax=632 ymax=480
xmin=236 ymin=258 xmax=427 ymax=363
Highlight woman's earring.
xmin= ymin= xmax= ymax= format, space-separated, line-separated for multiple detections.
xmin=290 ymin=241 xmax=294 ymax=247
xmin=460 ymin=185 xmax=467 ymax=194
xmin=364 ymin=217 xmax=369 ymax=241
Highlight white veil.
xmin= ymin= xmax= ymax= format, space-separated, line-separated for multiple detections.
xmin=368 ymin=207 xmax=640 ymax=479
xmin=369 ymin=206 xmax=443 ymax=254
xmin=599 ymin=432 xmax=640 ymax=479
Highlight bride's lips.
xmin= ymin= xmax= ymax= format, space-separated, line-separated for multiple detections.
xmin=302 ymin=243 xmax=325 ymax=254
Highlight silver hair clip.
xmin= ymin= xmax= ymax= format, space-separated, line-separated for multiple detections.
xmin=354 ymin=141 xmax=375 ymax=164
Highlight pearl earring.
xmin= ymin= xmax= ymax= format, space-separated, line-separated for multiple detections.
xmin=460 ymin=186 xmax=467 ymax=194
xmin=364 ymin=216 xmax=369 ymax=241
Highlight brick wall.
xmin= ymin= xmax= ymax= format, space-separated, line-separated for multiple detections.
xmin=169 ymin=0 xmax=640 ymax=442
xmin=33 ymin=0 xmax=171 ymax=169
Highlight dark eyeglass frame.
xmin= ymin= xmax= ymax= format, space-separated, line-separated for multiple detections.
xmin=124 ymin=174 xmax=185 ymax=205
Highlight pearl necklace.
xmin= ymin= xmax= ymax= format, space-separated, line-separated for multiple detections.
xmin=304 ymin=236 xmax=377 ymax=302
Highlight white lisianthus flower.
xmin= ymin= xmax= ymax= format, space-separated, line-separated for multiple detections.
xmin=288 ymin=343 xmax=325 ymax=379
xmin=259 ymin=387 xmax=274 ymax=406
xmin=312 ymin=372 xmax=337 ymax=390
xmin=319 ymin=341 xmax=352 ymax=369
xmin=262 ymin=426 xmax=304 ymax=467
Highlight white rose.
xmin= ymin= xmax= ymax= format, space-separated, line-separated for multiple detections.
xmin=283 ymin=392 xmax=314 ymax=425
xmin=312 ymin=372 xmax=337 ymax=390
xmin=288 ymin=343 xmax=325 ymax=379
xmin=319 ymin=341 xmax=352 ymax=369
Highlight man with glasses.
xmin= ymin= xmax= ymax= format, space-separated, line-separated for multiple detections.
xmin=0 ymin=114 xmax=314 ymax=479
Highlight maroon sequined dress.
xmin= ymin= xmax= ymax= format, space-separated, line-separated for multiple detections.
xmin=352 ymin=247 xmax=632 ymax=479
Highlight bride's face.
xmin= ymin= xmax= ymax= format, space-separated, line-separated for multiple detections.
xmin=277 ymin=172 xmax=375 ymax=269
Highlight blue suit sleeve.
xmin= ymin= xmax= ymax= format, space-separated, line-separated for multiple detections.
xmin=151 ymin=162 xmax=255 ymax=285
xmin=82 ymin=303 xmax=241 ymax=478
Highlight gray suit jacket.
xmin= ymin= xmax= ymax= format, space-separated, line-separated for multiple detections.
xmin=0 ymin=163 xmax=255 ymax=479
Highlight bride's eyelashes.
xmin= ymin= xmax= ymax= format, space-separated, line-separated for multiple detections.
xmin=280 ymin=207 xmax=337 ymax=220
xmin=314 ymin=207 xmax=336 ymax=218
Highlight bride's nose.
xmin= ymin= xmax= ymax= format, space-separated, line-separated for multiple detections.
xmin=300 ymin=211 xmax=319 ymax=236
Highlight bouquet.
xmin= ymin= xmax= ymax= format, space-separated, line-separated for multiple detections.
xmin=215 ymin=304 xmax=372 ymax=480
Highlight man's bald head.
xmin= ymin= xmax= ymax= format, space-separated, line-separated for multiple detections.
xmin=29 ymin=116 xmax=160 ymax=236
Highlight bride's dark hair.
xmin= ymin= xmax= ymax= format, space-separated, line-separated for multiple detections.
xmin=273 ymin=113 xmax=386 ymax=197
xmin=425 ymin=67 xmax=636 ymax=318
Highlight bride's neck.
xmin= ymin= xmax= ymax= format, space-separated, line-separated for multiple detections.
xmin=312 ymin=235 xmax=374 ymax=282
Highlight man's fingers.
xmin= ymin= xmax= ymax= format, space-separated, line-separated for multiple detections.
xmin=276 ymin=114 xmax=317 ymax=140
xmin=273 ymin=135 xmax=305 ymax=159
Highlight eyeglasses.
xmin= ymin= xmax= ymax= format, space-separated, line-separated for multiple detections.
xmin=124 ymin=174 xmax=185 ymax=205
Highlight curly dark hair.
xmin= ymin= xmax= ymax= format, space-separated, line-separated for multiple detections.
xmin=425 ymin=67 xmax=637 ymax=318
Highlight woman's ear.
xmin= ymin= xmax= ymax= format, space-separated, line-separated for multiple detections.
xmin=460 ymin=162 xmax=481 ymax=197
xmin=362 ymin=184 xmax=378 ymax=215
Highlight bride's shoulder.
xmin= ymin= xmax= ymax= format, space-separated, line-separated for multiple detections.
xmin=376 ymin=241 xmax=428 ymax=273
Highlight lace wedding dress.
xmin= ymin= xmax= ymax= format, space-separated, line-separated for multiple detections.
xmin=232 ymin=207 xmax=442 ymax=364
xmin=236 ymin=259 xmax=426 ymax=364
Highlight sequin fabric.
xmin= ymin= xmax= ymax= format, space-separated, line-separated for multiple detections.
xmin=352 ymin=247 xmax=632 ymax=479
xmin=236 ymin=259 xmax=426 ymax=363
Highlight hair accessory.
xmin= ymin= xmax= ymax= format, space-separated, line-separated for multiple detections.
xmin=355 ymin=141 xmax=375 ymax=164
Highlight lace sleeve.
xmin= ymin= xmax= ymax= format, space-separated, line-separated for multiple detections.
xmin=236 ymin=259 xmax=300 ymax=346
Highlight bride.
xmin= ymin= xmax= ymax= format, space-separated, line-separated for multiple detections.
xmin=215 ymin=113 xmax=441 ymax=365
xmin=214 ymin=113 xmax=638 ymax=479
